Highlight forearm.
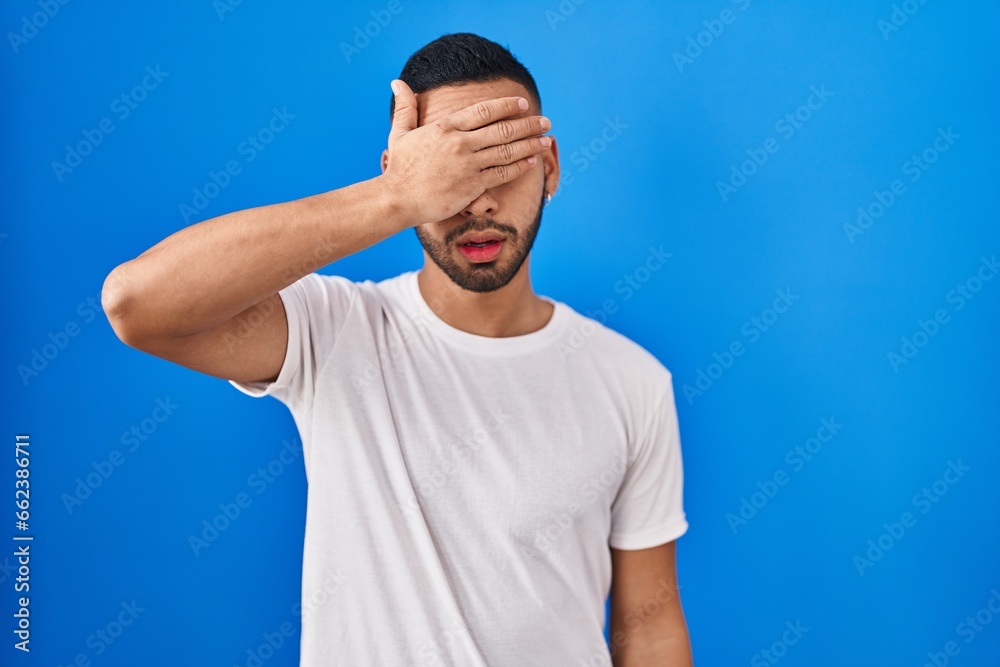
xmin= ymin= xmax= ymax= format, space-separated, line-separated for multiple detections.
xmin=611 ymin=630 xmax=693 ymax=666
xmin=609 ymin=590 xmax=693 ymax=667
xmin=103 ymin=174 xmax=406 ymax=341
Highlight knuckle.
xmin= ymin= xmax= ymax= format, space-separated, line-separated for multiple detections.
xmin=494 ymin=121 xmax=515 ymax=144
xmin=475 ymin=102 xmax=492 ymax=124
xmin=496 ymin=142 xmax=514 ymax=162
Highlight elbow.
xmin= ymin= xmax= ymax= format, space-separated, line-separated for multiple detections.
xmin=102 ymin=263 xmax=146 ymax=348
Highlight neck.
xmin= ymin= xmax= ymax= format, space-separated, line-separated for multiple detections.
xmin=416 ymin=258 xmax=554 ymax=338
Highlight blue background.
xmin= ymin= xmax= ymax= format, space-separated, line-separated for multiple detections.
xmin=3 ymin=1 xmax=999 ymax=665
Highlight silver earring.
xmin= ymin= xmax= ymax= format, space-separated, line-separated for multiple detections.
xmin=544 ymin=192 xmax=552 ymax=206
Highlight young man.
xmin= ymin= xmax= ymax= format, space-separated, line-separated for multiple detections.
xmin=103 ymin=32 xmax=692 ymax=666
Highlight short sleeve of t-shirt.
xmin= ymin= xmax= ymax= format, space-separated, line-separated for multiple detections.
xmin=228 ymin=273 xmax=357 ymax=410
xmin=608 ymin=374 xmax=688 ymax=550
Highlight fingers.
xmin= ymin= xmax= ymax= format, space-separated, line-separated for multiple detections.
xmin=480 ymin=154 xmax=542 ymax=191
xmin=476 ymin=135 xmax=551 ymax=171
xmin=468 ymin=115 xmax=551 ymax=152
xmin=389 ymin=79 xmax=418 ymax=144
xmin=440 ymin=96 xmax=530 ymax=132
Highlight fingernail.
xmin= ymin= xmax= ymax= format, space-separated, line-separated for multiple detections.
xmin=527 ymin=156 xmax=537 ymax=164
xmin=518 ymin=98 xmax=528 ymax=111
xmin=540 ymin=136 xmax=552 ymax=147
xmin=390 ymin=80 xmax=399 ymax=95
xmin=540 ymin=117 xmax=551 ymax=131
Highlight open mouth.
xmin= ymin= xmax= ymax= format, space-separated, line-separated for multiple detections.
xmin=458 ymin=238 xmax=504 ymax=262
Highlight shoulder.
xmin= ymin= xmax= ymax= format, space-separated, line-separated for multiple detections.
xmin=557 ymin=304 xmax=674 ymax=402
xmin=290 ymin=271 xmax=412 ymax=310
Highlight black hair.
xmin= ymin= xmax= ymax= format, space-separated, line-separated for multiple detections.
xmin=389 ymin=32 xmax=542 ymax=123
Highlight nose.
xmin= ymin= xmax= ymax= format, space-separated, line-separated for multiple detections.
xmin=461 ymin=190 xmax=498 ymax=218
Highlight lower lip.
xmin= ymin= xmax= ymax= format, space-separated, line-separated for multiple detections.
xmin=458 ymin=240 xmax=503 ymax=262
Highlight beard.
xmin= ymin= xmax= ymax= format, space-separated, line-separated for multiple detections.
xmin=413 ymin=189 xmax=545 ymax=293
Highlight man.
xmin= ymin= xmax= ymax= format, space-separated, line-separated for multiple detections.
xmin=103 ymin=32 xmax=692 ymax=666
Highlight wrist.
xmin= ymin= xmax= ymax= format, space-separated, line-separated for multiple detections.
xmin=372 ymin=173 xmax=416 ymax=232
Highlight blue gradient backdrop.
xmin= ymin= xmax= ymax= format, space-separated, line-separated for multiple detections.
xmin=3 ymin=1 xmax=999 ymax=665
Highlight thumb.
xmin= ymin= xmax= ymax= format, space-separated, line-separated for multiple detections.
xmin=389 ymin=79 xmax=418 ymax=144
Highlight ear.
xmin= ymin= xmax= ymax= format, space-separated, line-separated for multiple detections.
xmin=380 ymin=148 xmax=389 ymax=174
xmin=540 ymin=136 xmax=560 ymax=200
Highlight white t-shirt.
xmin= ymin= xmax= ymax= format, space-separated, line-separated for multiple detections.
xmin=230 ymin=269 xmax=688 ymax=666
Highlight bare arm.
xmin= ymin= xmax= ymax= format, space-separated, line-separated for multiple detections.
xmin=102 ymin=79 xmax=551 ymax=383
xmin=102 ymin=176 xmax=404 ymax=383
xmin=609 ymin=542 xmax=693 ymax=666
